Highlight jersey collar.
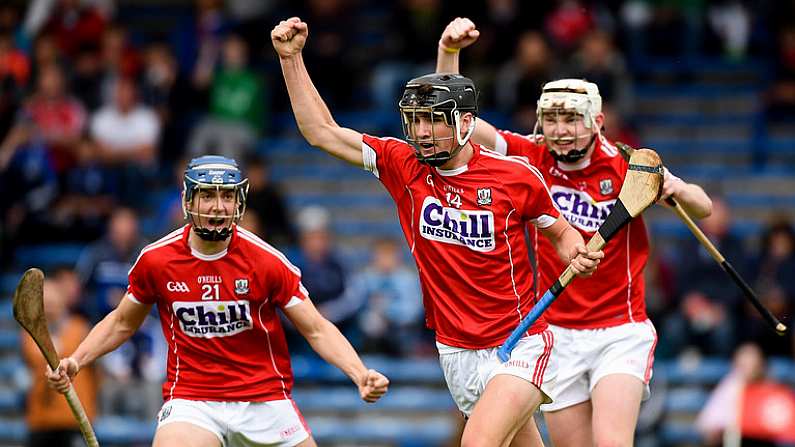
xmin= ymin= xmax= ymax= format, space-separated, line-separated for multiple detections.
xmin=183 ymin=224 xmax=237 ymax=261
xmin=434 ymin=145 xmax=481 ymax=176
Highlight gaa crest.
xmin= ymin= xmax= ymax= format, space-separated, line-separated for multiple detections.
xmin=477 ymin=188 xmax=492 ymax=206
xmin=234 ymin=278 xmax=249 ymax=295
xmin=599 ymin=179 xmax=613 ymax=195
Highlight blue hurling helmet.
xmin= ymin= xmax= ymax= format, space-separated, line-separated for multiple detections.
xmin=183 ymin=155 xmax=249 ymax=241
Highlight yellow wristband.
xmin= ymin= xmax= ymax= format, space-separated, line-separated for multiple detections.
xmin=440 ymin=43 xmax=460 ymax=54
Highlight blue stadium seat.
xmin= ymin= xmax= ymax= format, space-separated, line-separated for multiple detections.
xmin=659 ymin=420 xmax=704 ymax=445
xmin=664 ymin=388 xmax=709 ymax=413
xmin=293 ymin=386 xmax=454 ymax=412
xmin=292 ymin=355 xmax=445 ymax=383
xmin=0 ymin=329 xmax=20 ymax=350
xmin=0 ymin=419 xmax=25 ymax=443
xmin=0 ymin=388 xmax=24 ymax=413
xmin=659 ymin=358 xmax=730 ymax=385
xmin=0 ymin=356 xmax=24 ymax=381
xmin=308 ymin=416 xmax=456 ymax=446
xmin=94 ymin=416 xmax=157 ymax=444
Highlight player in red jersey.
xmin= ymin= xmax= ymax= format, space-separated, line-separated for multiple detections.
xmin=272 ymin=17 xmax=604 ymax=447
xmin=436 ymin=18 xmax=713 ymax=447
xmin=46 ymin=155 xmax=389 ymax=447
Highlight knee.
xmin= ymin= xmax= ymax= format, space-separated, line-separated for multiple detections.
xmin=460 ymin=431 xmax=494 ymax=447
xmin=593 ymin=436 xmax=632 ymax=447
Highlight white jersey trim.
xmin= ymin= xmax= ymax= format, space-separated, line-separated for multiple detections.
xmin=258 ymin=300 xmax=290 ymax=400
xmin=557 ymin=157 xmax=592 ymax=171
xmin=126 ymin=293 xmax=143 ymax=305
xmin=405 ymin=186 xmax=416 ymax=254
xmin=362 ymin=141 xmax=379 ymax=179
xmin=436 ymin=164 xmax=468 ymax=176
xmin=504 ymin=208 xmax=522 ymax=322
xmin=599 ymin=136 xmax=619 ymax=157
xmin=494 ymin=132 xmax=508 ymax=155
xmin=167 ymin=310 xmax=181 ymax=401
xmin=128 ymin=226 xmax=185 ymax=274
xmin=190 ymin=246 xmax=228 ymax=261
xmin=284 ymin=296 xmax=304 ymax=308
xmin=480 ymin=149 xmax=560 ymax=216
xmin=237 ymin=227 xmax=302 ymax=276
xmin=531 ymin=214 xmax=558 ymax=229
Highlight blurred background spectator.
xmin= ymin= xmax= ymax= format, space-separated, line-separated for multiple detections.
xmin=21 ymin=277 xmax=97 ymax=447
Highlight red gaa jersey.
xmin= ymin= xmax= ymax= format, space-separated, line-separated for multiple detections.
xmin=127 ymin=225 xmax=308 ymax=402
xmin=362 ymin=135 xmax=561 ymax=349
xmin=496 ymin=131 xmax=649 ymax=329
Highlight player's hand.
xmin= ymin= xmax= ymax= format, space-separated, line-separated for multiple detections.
xmin=45 ymin=357 xmax=80 ymax=394
xmin=569 ymin=244 xmax=603 ymax=277
xmin=271 ymin=17 xmax=308 ymax=58
xmin=659 ymin=166 xmax=684 ymax=201
xmin=439 ymin=17 xmax=480 ymax=52
xmin=358 ymin=369 xmax=389 ymax=403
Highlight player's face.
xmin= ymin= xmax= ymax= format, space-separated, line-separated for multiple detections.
xmin=541 ymin=110 xmax=596 ymax=156
xmin=404 ymin=111 xmax=456 ymax=156
xmin=191 ymin=187 xmax=237 ymax=231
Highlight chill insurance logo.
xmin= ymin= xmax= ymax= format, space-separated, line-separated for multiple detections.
xmin=419 ymin=196 xmax=495 ymax=252
xmin=172 ymin=301 xmax=253 ymax=338
xmin=550 ymin=185 xmax=616 ymax=233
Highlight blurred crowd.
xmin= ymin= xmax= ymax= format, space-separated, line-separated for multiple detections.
xmin=1 ymin=0 xmax=794 ymax=436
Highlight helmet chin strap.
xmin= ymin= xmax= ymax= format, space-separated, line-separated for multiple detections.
xmin=548 ymin=134 xmax=596 ymax=163
xmin=416 ymin=110 xmax=474 ymax=167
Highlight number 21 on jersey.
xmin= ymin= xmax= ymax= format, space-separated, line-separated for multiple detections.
xmin=202 ymin=284 xmax=220 ymax=300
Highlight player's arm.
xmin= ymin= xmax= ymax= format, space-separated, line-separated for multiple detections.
xmin=659 ymin=167 xmax=712 ymax=219
xmin=539 ymin=216 xmax=604 ymax=277
xmin=272 ymin=17 xmax=364 ymax=167
xmin=284 ymin=299 xmax=389 ymax=402
xmin=435 ymin=17 xmax=498 ymax=151
xmin=46 ymin=294 xmax=151 ymax=393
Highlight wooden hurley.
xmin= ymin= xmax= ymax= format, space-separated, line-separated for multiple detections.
xmin=13 ymin=268 xmax=99 ymax=447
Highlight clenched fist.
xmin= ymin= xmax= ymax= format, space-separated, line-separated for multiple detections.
xmin=45 ymin=357 xmax=80 ymax=394
xmin=271 ymin=17 xmax=308 ymax=58
xmin=358 ymin=369 xmax=389 ymax=403
xmin=439 ymin=17 xmax=480 ymax=51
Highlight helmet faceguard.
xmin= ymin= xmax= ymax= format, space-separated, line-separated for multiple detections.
xmin=182 ymin=155 xmax=249 ymax=241
xmin=533 ymin=79 xmax=602 ymax=163
xmin=399 ymin=73 xmax=478 ymax=167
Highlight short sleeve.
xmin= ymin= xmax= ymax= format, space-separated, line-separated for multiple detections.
xmin=268 ymin=257 xmax=310 ymax=309
xmin=497 ymin=130 xmax=545 ymax=167
xmin=361 ymin=134 xmax=417 ymax=195
xmin=127 ymin=252 xmax=158 ymax=305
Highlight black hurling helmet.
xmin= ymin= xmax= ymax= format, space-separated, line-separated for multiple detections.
xmin=398 ymin=73 xmax=478 ymax=167
xmin=182 ymin=155 xmax=249 ymax=241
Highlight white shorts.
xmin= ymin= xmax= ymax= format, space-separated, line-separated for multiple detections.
xmin=438 ymin=330 xmax=557 ymax=416
xmin=156 ymin=398 xmax=310 ymax=446
xmin=540 ymin=320 xmax=657 ymax=412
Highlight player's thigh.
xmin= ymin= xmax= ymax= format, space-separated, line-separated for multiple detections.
xmin=154 ymin=422 xmax=222 ymax=447
xmin=591 ymin=373 xmax=645 ymax=447
xmin=543 ymin=400 xmax=593 ymax=447
xmin=462 ymin=374 xmax=544 ymax=447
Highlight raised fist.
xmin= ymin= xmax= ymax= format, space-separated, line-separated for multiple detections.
xmin=440 ymin=17 xmax=480 ymax=51
xmin=271 ymin=17 xmax=308 ymax=58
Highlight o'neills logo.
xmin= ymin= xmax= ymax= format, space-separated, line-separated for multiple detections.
xmin=420 ymin=196 xmax=495 ymax=252
xmin=172 ymin=301 xmax=253 ymax=338
xmin=551 ymin=186 xmax=616 ymax=233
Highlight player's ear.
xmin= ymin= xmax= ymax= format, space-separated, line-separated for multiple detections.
xmin=593 ymin=112 xmax=605 ymax=130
